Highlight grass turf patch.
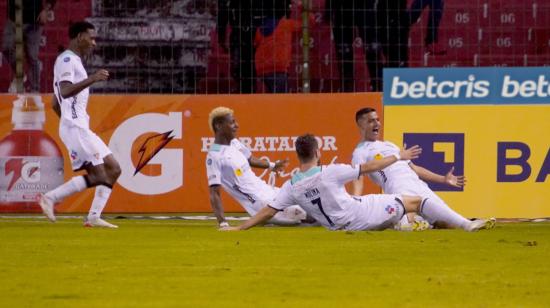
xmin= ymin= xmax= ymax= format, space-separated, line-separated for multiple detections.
xmin=0 ymin=218 xmax=548 ymax=307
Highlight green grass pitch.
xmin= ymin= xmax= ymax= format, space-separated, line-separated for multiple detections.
xmin=1 ymin=217 xmax=549 ymax=307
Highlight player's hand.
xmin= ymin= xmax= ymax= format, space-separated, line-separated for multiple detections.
xmin=444 ymin=166 xmax=466 ymax=188
xmin=399 ymin=145 xmax=422 ymax=161
xmin=91 ymin=69 xmax=110 ymax=82
xmin=272 ymin=158 xmax=289 ymax=172
xmin=219 ymin=226 xmax=240 ymax=231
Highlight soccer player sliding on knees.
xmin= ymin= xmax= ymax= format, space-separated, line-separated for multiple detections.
xmin=222 ymin=134 xmax=435 ymax=232
xmin=206 ymin=107 xmax=310 ymax=228
xmin=351 ymin=107 xmax=495 ymax=231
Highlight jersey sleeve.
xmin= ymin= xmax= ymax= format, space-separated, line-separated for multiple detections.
xmin=351 ymin=147 xmax=368 ymax=166
xmin=206 ymin=153 xmax=222 ymax=186
xmin=327 ymin=164 xmax=361 ymax=185
xmin=54 ymin=55 xmax=76 ymax=86
xmin=270 ymin=181 xmax=295 ymax=211
xmin=231 ymin=139 xmax=252 ymax=159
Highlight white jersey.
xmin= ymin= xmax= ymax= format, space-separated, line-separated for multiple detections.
xmin=352 ymin=140 xmax=418 ymax=193
xmin=206 ymin=139 xmax=276 ymax=215
xmin=270 ymin=164 xmax=404 ymax=231
xmin=53 ymin=50 xmax=90 ymax=129
xmin=352 ymin=140 xmax=436 ymax=196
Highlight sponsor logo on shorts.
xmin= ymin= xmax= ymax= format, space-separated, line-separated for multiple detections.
xmin=403 ymin=132 xmax=465 ymax=191
xmin=61 ymin=72 xmax=71 ymax=77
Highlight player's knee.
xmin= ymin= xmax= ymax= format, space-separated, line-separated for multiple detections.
xmin=84 ymin=173 xmax=102 ymax=187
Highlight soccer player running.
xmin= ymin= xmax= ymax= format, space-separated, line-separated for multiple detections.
xmin=206 ymin=107 xmax=308 ymax=228
xmin=38 ymin=21 xmax=121 ymax=228
xmin=221 ymin=134 xmax=483 ymax=232
xmin=351 ymin=107 xmax=495 ymax=230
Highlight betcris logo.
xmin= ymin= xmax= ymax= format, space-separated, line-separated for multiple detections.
xmin=384 ymin=67 xmax=550 ymax=105
xmin=403 ymin=133 xmax=464 ymax=192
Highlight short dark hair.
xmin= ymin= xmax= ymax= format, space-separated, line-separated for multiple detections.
xmin=69 ymin=21 xmax=95 ymax=39
xmin=295 ymin=134 xmax=318 ymax=162
xmin=355 ymin=107 xmax=376 ymax=123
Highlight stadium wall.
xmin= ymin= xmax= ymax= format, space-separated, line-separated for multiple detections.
xmin=0 ymin=93 xmax=382 ymax=213
xmin=383 ymin=67 xmax=550 ymax=218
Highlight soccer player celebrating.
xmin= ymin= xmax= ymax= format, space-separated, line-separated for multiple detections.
xmin=221 ymin=134 xmax=485 ymax=232
xmin=206 ymin=107 xmax=308 ymax=228
xmin=38 ymin=21 xmax=120 ymax=228
xmin=351 ymin=107 xmax=495 ymax=230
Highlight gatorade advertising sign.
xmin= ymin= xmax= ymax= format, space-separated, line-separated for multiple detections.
xmin=0 ymin=96 xmax=64 ymax=212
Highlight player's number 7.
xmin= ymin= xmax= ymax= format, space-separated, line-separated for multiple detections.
xmin=311 ymin=197 xmax=334 ymax=227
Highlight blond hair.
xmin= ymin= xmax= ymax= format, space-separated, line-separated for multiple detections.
xmin=208 ymin=106 xmax=234 ymax=132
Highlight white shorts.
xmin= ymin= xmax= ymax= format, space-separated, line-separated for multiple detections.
xmin=386 ymin=179 xmax=448 ymax=224
xmin=59 ymin=122 xmax=112 ymax=171
xmin=346 ymin=194 xmax=405 ymax=231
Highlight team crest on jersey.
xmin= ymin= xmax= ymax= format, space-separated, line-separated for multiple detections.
xmin=207 ymin=158 xmax=212 ymax=165
xmin=374 ymin=153 xmax=383 ymax=160
xmin=385 ymin=205 xmax=396 ymax=215
xmin=63 ymin=57 xmax=70 ymax=62
xmin=70 ymin=150 xmax=78 ymax=160
xmin=235 ymin=168 xmax=243 ymax=176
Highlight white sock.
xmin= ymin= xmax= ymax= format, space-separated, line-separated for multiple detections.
xmin=420 ymin=198 xmax=470 ymax=229
xmin=45 ymin=176 xmax=87 ymax=203
xmin=88 ymin=185 xmax=112 ymax=220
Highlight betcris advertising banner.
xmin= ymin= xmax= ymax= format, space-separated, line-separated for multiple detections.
xmin=384 ymin=67 xmax=550 ymax=105
xmin=384 ymin=67 xmax=550 ymax=218
xmin=0 ymin=93 xmax=382 ymax=213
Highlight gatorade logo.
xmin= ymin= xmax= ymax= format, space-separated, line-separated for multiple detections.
xmin=4 ymin=159 xmax=40 ymax=191
xmin=403 ymin=133 xmax=465 ymax=192
xmin=109 ymin=112 xmax=183 ymax=195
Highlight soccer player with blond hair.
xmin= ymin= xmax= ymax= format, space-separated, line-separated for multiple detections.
xmin=206 ymin=106 xmax=308 ymax=227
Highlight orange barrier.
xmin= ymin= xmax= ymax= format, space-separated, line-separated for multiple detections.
xmin=0 ymin=93 xmax=382 ymax=213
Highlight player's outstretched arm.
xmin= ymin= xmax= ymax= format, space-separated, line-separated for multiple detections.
xmin=248 ymin=157 xmax=289 ymax=172
xmin=58 ymin=70 xmax=109 ymax=99
xmin=209 ymin=185 xmax=228 ymax=227
xmin=410 ymin=164 xmax=466 ymax=188
xmin=359 ymin=145 xmax=422 ymax=175
xmin=351 ymin=176 xmax=364 ymax=196
xmin=220 ymin=206 xmax=278 ymax=231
